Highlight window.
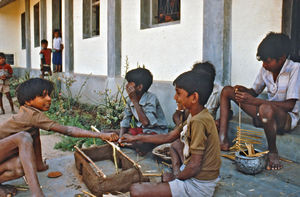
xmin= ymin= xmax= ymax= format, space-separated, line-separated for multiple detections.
xmin=34 ymin=3 xmax=40 ymax=47
xmin=141 ymin=0 xmax=180 ymax=29
xmin=83 ymin=0 xmax=100 ymax=39
xmin=21 ymin=12 xmax=26 ymax=49
xmin=5 ymin=54 xmax=14 ymax=65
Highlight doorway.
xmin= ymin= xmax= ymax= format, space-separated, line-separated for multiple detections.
xmin=291 ymin=0 xmax=300 ymax=62
xmin=52 ymin=0 xmax=62 ymax=36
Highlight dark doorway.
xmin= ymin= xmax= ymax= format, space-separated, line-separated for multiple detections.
xmin=291 ymin=0 xmax=300 ymax=62
xmin=52 ymin=0 xmax=62 ymax=36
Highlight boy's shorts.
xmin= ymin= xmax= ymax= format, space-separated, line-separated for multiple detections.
xmin=41 ymin=64 xmax=51 ymax=72
xmin=168 ymin=165 xmax=220 ymax=197
xmin=129 ymin=128 xmax=157 ymax=135
xmin=0 ymin=84 xmax=10 ymax=93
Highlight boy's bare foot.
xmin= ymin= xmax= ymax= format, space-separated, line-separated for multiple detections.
xmin=266 ymin=152 xmax=282 ymax=170
xmin=0 ymin=184 xmax=17 ymax=197
xmin=37 ymin=160 xmax=49 ymax=172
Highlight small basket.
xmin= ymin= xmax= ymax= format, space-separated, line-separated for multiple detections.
xmin=152 ymin=143 xmax=171 ymax=162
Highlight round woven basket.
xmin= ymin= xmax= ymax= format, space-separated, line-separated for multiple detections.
xmin=152 ymin=143 xmax=171 ymax=162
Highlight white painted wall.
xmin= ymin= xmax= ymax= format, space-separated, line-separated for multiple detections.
xmin=30 ymin=0 xmax=41 ymax=70
xmin=121 ymin=0 xmax=203 ymax=81
xmin=0 ymin=0 xmax=25 ymax=67
xmin=231 ymin=0 xmax=282 ymax=86
xmin=73 ymin=0 xmax=108 ymax=75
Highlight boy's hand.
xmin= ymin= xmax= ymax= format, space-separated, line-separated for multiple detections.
xmin=126 ymin=83 xmax=138 ymax=102
xmin=120 ymin=133 xmax=136 ymax=143
xmin=0 ymin=76 xmax=6 ymax=80
xmin=100 ymin=132 xmax=119 ymax=142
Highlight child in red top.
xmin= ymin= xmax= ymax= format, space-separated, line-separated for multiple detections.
xmin=0 ymin=53 xmax=15 ymax=114
xmin=39 ymin=40 xmax=52 ymax=78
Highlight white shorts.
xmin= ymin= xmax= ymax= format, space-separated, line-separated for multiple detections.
xmin=168 ymin=165 xmax=220 ymax=197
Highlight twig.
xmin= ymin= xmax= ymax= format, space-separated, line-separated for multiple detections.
xmin=82 ymin=190 xmax=97 ymax=197
xmin=74 ymin=146 xmax=106 ymax=178
xmin=142 ymin=173 xmax=163 ymax=177
xmin=161 ymin=161 xmax=172 ymax=168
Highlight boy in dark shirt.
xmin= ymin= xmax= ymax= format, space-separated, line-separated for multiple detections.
xmin=0 ymin=52 xmax=15 ymax=114
xmin=39 ymin=40 xmax=52 ymax=78
xmin=0 ymin=78 xmax=118 ymax=196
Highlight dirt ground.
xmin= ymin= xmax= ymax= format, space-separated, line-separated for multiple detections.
xmin=0 ymin=98 xmax=72 ymax=160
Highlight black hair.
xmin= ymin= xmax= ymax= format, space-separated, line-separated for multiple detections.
xmin=125 ymin=68 xmax=153 ymax=92
xmin=41 ymin=39 xmax=48 ymax=45
xmin=191 ymin=61 xmax=216 ymax=82
xmin=53 ymin=29 xmax=61 ymax=37
xmin=173 ymin=71 xmax=213 ymax=105
xmin=257 ymin=32 xmax=291 ymax=61
xmin=0 ymin=52 xmax=6 ymax=59
xmin=16 ymin=78 xmax=54 ymax=106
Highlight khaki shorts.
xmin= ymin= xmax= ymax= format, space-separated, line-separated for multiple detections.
xmin=0 ymin=84 xmax=10 ymax=93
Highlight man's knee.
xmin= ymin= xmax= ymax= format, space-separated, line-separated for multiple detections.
xmin=16 ymin=132 xmax=33 ymax=145
xmin=258 ymin=104 xmax=275 ymax=120
xmin=221 ymin=86 xmax=234 ymax=98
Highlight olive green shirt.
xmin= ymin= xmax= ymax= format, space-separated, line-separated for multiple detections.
xmin=183 ymin=109 xmax=221 ymax=180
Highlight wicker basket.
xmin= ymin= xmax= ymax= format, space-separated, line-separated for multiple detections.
xmin=152 ymin=143 xmax=171 ymax=162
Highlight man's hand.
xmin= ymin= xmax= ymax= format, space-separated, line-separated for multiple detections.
xmin=162 ymin=172 xmax=176 ymax=182
xmin=100 ymin=132 xmax=119 ymax=142
xmin=120 ymin=133 xmax=136 ymax=143
xmin=235 ymin=90 xmax=256 ymax=104
xmin=126 ymin=83 xmax=138 ymax=102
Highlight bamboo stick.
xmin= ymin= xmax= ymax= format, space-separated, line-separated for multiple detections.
xmin=91 ymin=126 xmax=141 ymax=169
xmin=82 ymin=190 xmax=97 ymax=197
xmin=74 ymin=146 xmax=106 ymax=178
xmin=142 ymin=173 xmax=163 ymax=177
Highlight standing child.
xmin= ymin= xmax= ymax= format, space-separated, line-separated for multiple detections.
xmin=52 ymin=29 xmax=63 ymax=73
xmin=0 ymin=53 xmax=15 ymax=114
xmin=39 ymin=39 xmax=52 ymax=78
xmin=119 ymin=68 xmax=168 ymax=155
xmin=128 ymin=71 xmax=221 ymax=197
xmin=219 ymin=32 xmax=300 ymax=170
xmin=0 ymin=78 xmax=118 ymax=196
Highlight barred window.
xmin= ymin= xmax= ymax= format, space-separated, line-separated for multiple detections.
xmin=83 ymin=0 xmax=100 ymax=39
xmin=141 ymin=0 xmax=180 ymax=29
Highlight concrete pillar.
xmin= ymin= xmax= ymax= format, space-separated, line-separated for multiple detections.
xmin=40 ymin=0 xmax=47 ymax=40
xmin=64 ymin=0 xmax=74 ymax=73
xmin=203 ymin=0 xmax=232 ymax=86
xmin=25 ymin=0 xmax=31 ymax=70
xmin=107 ymin=0 xmax=121 ymax=78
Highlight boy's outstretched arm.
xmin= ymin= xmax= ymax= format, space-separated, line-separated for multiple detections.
xmin=121 ymin=127 xmax=181 ymax=145
xmin=50 ymin=125 xmax=119 ymax=141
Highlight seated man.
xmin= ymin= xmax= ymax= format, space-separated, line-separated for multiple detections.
xmin=219 ymin=32 xmax=300 ymax=170
xmin=0 ymin=78 xmax=118 ymax=196
xmin=123 ymin=71 xmax=221 ymax=197
xmin=119 ymin=68 xmax=168 ymax=155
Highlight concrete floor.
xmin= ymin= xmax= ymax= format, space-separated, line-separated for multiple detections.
xmin=5 ymin=147 xmax=300 ymax=197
